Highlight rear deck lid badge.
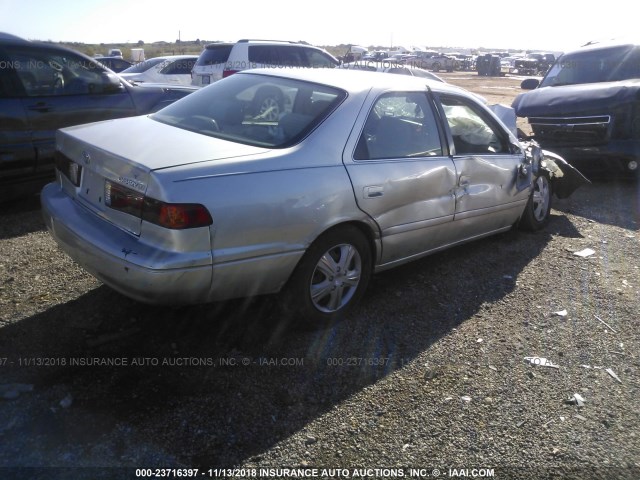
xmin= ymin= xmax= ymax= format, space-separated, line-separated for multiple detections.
xmin=117 ymin=175 xmax=146 ymax=192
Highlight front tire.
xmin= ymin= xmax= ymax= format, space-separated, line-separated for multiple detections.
xmin=520 ymin=174 xmax=552 ymax=231
xmin=283 ymin=226 xmax=372 ymax=328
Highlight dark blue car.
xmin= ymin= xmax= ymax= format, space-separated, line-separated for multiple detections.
xmin=0 ymin=33 xmax=196 ymax=201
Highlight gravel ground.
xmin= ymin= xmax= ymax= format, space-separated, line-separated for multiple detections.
xmin=0 ymin=72 xmax=639 ymax=480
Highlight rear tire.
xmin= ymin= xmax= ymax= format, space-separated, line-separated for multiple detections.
xmin=520 ymin=174 xmax=552 ymax=231
xmin=282 ymin=226 xmax=372 ymax=329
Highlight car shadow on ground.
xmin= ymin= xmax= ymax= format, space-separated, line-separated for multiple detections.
xmin=0 ymin=218 xmax=569 ymax=470
xmin=553 ymin=180 xmax=639 ymax=231
xmin=0 ymin=194 xmax=45 ymax=240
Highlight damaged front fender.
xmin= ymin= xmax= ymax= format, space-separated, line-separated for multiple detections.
xmin=522 ymin=140 xmax=591 ymax=199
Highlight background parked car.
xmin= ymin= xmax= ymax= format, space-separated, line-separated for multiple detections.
xmin=361 ymin=50 xmax=390 ymax=61
xmin=413 ymin=51 xmax=456 ymax=72
xmin=42 ymin=69 xmax=585 ymax=328
xmin=513 ymin=40 xmax=640 ymax=178
xmin=119 ymin=55 xmax=198 ymax=86
xmin=94 ymin=56 xmax=133 ymax=73
xmin=190 ymin=39 xmax=339 ymax=86
xmin=0 ymin=34 xmax=196 ymax=201
xmin=525 ymin=52 xmax=557 ymax=75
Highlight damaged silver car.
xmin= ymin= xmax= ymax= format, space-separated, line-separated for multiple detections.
xmin=41 ymin=69 xmax=587 ymax=326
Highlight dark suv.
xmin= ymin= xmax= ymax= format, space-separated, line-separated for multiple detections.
xmin=512 ymin=41 xmax=640 ymax=179
xmin=0 ymin=34 xmax=196 ymax=201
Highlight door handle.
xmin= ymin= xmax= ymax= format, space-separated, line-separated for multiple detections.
xmin=28 ymin=103 xmax=52 ymax=113
xmin=364 ymin=185 xmax=384 ymax=198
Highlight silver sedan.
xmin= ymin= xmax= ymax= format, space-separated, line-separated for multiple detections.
xmin=42 ymin=68 xmax=586 ymax=327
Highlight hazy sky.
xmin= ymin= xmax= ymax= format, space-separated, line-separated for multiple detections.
xmin=0 ymin=0 xmax=634 ymax=52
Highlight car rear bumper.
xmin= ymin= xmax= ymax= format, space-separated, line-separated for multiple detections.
xmin=41 ymin=183 xmax=214 ymax=305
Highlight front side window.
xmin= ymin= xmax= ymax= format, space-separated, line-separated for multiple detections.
xmin=152 ymin=73 xmax=345 ymax=148
xmin=355 ymin=92 xmax=443 ymax=160
xmin=440 ymin=96 xmax=508 ymax=155
xmin=120 ymin=57 xmax=166 ymax=74
xmin=8 ymin=47 xmax=114 ymax=96
xmin=304 ymin=49 xmax=338 ymax=68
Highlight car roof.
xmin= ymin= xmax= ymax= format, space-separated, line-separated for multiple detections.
xmin=0 ymin=36 xmax=104 ymax=62
xmin=0 ymin=32 xmax=29 ymax=42
xmin=145 ymin=54 xmax=198 ymax=60
xmin=203 ymin=39 xmax=326 ymax=49
xmin=240 ymin=68 xmax=473 ymax=98
xmin=573 ymin=39 xmax=640 ymax=53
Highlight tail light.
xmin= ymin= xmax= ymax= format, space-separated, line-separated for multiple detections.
xmin=54 ymin=151 xmax=82 ymax=186
xmin=105 ymin=180 xmax=212 ymax=229
xmin=222 ymin=69 xmax=239 ymax=78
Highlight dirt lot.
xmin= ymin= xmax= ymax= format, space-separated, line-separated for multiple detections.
xmin=1 ymin=73 xmax=639 ymax=480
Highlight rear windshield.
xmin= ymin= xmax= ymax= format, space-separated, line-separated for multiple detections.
xmin=540 ymin=45 xmax=640 ymax=87
xmin=121 ymin=57 xmax=166 ymax=73
xmin=195 ymin=45 xmax=233 ymax=66
xmin=152 ymin=73 xmax=345 ymax=148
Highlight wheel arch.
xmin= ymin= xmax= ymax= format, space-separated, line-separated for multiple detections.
xmin=304 ymin=219 xmax=380 ymax=270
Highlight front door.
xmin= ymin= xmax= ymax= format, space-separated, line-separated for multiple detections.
xmin=438 ymin=94 xmax=530 ymax=237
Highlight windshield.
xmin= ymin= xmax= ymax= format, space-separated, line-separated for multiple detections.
xmin=540 ymin=45 xmax=640 ymax=87
xmin=152 ymin=73 xmax=346 ymax=148
xmin=121 ymin=57 xmax=167 ymax=74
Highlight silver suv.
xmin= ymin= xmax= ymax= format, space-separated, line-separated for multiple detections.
xmin=191 ymin=39 xmax=339 ymax=86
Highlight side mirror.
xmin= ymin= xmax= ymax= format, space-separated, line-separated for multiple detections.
xmin=520 ymin=78 xmax=540 ymax=90
xmin=102 ymin=72 xmax=125 ymax=94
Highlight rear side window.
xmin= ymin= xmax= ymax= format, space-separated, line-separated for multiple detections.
xmin=249 ymin=45 xmax=309 ymax=67
xmin=121 ymin=57 xmax=166 ymax=73
xmin=355 ymin=92 xmax=443 ymax=160
xmin=161 ymin=58 xmax=196 ymax=75
xmin=195 ymin=45 xmax=233 ymax=66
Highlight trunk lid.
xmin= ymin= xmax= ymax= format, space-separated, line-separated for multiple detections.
xmin=56 ymin=115 xmax=268 ymax=235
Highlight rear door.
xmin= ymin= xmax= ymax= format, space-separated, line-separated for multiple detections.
xmin=0 ymin=48 xmax=34 ymax=194
xmin=7 ymin=45 xmax=136 ymax=177
xmin=343 ymin=91 xmax=457 ymax=266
